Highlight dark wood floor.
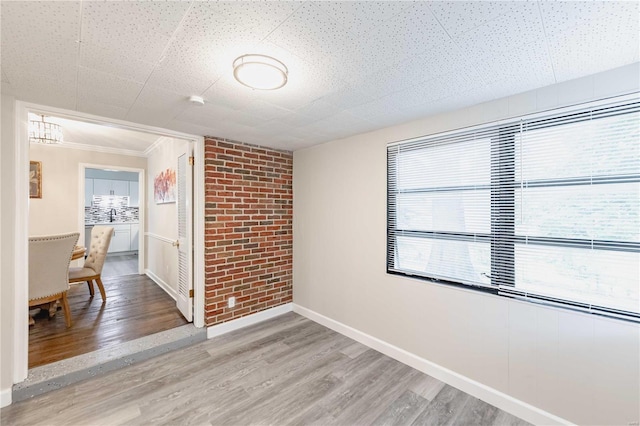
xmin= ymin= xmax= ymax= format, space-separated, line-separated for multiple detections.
xmin=6 ymin=313 xmax=530 ymax=425
xmin=29 ymin=274 xmax=188 ymax=368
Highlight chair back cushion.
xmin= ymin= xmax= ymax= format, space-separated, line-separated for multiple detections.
xmin=29 ymin=232 xmax=79 ymax=301
xmin=84 ymin=226 xmax=114 ymax=274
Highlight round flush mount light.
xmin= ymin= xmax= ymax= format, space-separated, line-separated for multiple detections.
xmin=232 ymin=54 xmax=288 ymax=90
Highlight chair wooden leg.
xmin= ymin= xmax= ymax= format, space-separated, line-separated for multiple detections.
xmin=87 ymin=280 xmax=95 ymax=297
xmin=61 ymin=292 xmax=72 ymax=328
xmin=95 ymin=277 xmax=107 ymax=302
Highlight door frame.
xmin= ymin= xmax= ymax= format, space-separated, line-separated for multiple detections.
xmin=13 ymin=100 xmax=206 ymax=384
xmin=80 ymin=164 xmax=146 ymax=275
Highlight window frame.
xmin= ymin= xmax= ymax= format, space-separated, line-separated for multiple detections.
xmin=387 ymin=94 xmax=640 ymax=322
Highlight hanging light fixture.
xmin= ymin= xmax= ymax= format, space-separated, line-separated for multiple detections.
xmin=232 ymin=54 xmax=288 ymax=90
xmin=29 ymin=115 xmax=63 ymax=144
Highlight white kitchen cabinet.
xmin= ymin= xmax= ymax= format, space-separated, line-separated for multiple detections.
xmin=130 ymin=224 xmax=139 ymax=251
xmin=129 ymin=181 xmax=139 ymax=207
xmin=93 ymin=179 xmax=129 ymax=196
xmin=108 ymin=224 xmax=131 ymax=253
xmin=85 ymin=178 xmax=93 ymax=207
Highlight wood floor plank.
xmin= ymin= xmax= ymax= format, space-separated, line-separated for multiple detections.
xmin=29 ymin=274 xmax=188 ymax=368
xmin=4 ymin=313 xmax=532 ymax=426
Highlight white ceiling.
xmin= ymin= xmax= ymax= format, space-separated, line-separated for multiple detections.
xmin=3 ymin=1 xmax=639 ymax=152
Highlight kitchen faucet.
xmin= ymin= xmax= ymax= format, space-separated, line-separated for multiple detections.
xmin=109 ymin=208 xmax=117 ymax=223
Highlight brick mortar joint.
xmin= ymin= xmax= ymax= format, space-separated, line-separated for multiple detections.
xmin=204 ymin=137 xmax=293 ymax=156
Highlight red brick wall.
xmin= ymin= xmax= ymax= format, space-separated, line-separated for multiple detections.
xmin=204 ymin=138 xmax=293 ymax=325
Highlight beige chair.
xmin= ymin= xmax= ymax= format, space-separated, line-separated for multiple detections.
xmin=29 ymin=232 xmax=79 ymax=328
xmin=69 ymin=226 xmax=114 ymax=301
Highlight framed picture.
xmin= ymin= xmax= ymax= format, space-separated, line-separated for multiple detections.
xmin=154 ymin=168 xmax=176 ymax=204
xmin=29 ymin=161 xmax=42 ymax=199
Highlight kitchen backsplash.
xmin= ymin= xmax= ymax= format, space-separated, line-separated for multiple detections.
xmin=85 ymin=195 xmax=139 ymax=224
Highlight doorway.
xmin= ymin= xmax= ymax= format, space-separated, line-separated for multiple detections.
xmin=14 ymin=101 xmax=205 ymax=382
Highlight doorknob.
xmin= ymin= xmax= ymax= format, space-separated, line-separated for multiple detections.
xmin=172 ymin=240 xmax=180 ymax=248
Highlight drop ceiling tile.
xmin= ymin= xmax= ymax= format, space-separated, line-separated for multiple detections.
xmin=318 ymin=85 xmax=377 ymax=110
xmin=81 ymin=1 xmax=188 ymax=64
xmin=126 ymin=86 xmax=191 ymax=127
xmin=312 ymin=1 xmax=413 ymax=38
xmin=346 ymin=97 xmax=414 ymax=126
xmin=2 ymin=70 xmax=77 ymax=110
xmin=266 ymin=2 xmax=355 ymax=67
xmin=77 ymin=66 xmax=144 ymax=110
xmin=1 ymin=38 xmax=79 ymax=80
xmin=363 ymin=2 xmax=451 ymax=60
xmin=454 ymin=2 xmax=545 ymax=64
xmin=76 ymin=98 xmax=129 ymax=121
xmin=82 ymin=1 xmax=189 ymax=38
xmin=1 ymin=1 xmax=81 ymax=43
xmin=539 ymin=1 xmax=639 ymax=39
xmin=428 ymin=1 xmax=514 ymax=38
xmin=206 ymin=1 xmax=303 ymax=40
xmin=471 ymin=41 xmax=555 ymax=86
xmin=175 ymin=102 xmax=238 ymax=128
xmin=80 ymin=42 xmax=156 ymax=84
xmin=546 ymin=18 xmax=640 ymax=82
xmin=239 ymin=101 xmax=294 ymax=122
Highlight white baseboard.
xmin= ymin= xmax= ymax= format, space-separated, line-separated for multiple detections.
xmin=207 ymin=303 xmax=293 ymax=339
xmin=1 ymin=387 xmax=11 ymax=407
xmin=292 ymin=303 xmax=570 ymax=426
xmin=144 ymin=269 xmax=177 ymax=301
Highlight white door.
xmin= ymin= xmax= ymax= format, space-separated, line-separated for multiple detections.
xmin=176 ymin=146 xmax=193 ymax=321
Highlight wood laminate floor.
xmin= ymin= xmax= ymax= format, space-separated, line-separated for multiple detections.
xmin=29 ymin=274 xmax=188 ymax=368
xmin=9 ymin=313 xmax=530 ymax=426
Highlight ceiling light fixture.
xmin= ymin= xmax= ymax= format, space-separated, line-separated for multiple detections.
xmin=232 ymin=54 xmax=288 ymax=90
xmin=29 ymin=114 xmax=63 ymax=144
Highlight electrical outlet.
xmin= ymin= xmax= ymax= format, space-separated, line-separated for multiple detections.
xmin=228 ymin=296 xmax=236 ymax=308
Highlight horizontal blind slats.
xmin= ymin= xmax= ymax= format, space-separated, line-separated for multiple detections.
xmin=387 ymin=95 xmax=640 ymax=321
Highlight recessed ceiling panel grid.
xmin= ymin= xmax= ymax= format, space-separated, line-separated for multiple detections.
xmin=77 ymin=66 xmax=144 ymax=110
xmin=427 ymin=1 xmax=516 ymax=38
xmin=0 ymin=1 xmax=80 ymax=43
xmin=311 ymin=1 xmax=413 ymax=38
xmin=265 ymin=2 xmax=356 ymax=70
xmin=81 ymin=1 xmax=189 ymax=64
xmin=453 ymin=2 xmax=546 ymax=65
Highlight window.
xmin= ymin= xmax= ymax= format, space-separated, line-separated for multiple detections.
xmin=387 ymin=96 xmax=640 ymax=321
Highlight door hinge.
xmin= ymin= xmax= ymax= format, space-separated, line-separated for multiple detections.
xmin=188 ymin=156 xmax=195 ymax=166
xmin=189 ymin=289 xmax=194 ymax=298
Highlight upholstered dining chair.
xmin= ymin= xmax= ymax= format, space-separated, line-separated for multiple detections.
xmin=29 ymin=232 xmax=79 ymax=328
xmin=69 ymin=226 xmax=114 ymax=302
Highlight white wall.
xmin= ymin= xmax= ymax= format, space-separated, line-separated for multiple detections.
xmin=1 ymin=94 xmax=16 ymax=406
xmin=29 ymin=144 xmax=146 ymax=236
xmin=293 ymin=63 xmax=640 ymax=425
xmin=145 ymin=137 xmax=187 ymax=299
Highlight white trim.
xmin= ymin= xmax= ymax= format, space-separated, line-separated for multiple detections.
xmin=193 ymin=136 xmax=205 ymax=328
xmin=292 ymin=304 xmax=572 ymax=426
xmin=37 ymin=140 xmax=147 ymax=158
xmin=145 ymin=269 xmax=177 ymax=301
xmin=207 ymin=303 xmax=293 ymax=339
xmin=145 ymin=232 xmax=175 ymax=245
xmin=0 ymin=387 xmax=11 ymax=408
xmin=143 ymin=136 xmax=171 ymax=157
xmin=14 ymin=101 xmax=29 ymax=384
xmin=13 ymin=100 xmax=206 ymax=385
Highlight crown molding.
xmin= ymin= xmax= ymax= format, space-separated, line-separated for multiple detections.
xmin=30 ymin=140 xmax=147 ymax=158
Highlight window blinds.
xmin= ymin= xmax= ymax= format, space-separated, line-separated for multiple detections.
xmin=387 ymin=95 xmax=640 ymax=321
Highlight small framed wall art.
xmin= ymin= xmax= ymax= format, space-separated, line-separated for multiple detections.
xmin=29 ymin=161 xmax=42 ymax=199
